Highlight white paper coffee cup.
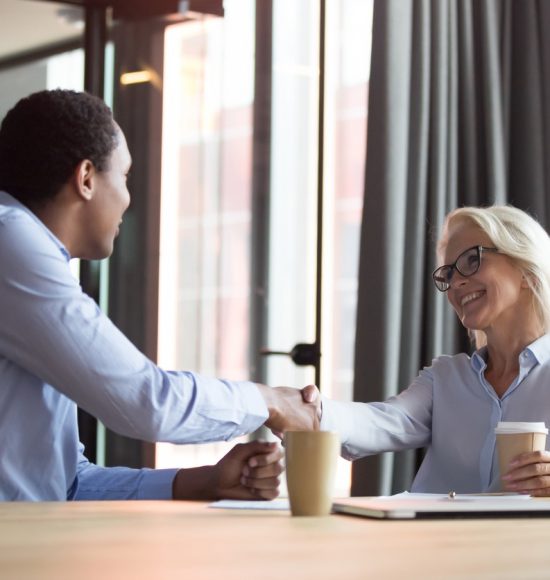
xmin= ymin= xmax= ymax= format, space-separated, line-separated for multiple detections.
xmin=495 ymin=422 xmax=548 ymax=489
xmin=494 ymin=422 xmax=548 ymax=435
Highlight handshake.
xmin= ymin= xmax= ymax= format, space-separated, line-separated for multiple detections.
xmin=258 ymin=383 xmax=321 ymax=438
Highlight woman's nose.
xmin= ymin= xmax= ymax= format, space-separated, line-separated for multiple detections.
xmin=449 ymin=270 xmax=468 ymax=289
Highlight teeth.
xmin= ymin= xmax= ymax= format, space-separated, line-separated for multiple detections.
xmin=461 ymin=292 xmax=483 ymax=307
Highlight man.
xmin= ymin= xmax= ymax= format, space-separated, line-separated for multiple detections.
xmin=0 ymin=89 xmax=319 ymax=501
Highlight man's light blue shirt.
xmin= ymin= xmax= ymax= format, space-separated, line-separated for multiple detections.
xmin=321 ymin=334 xmax=550 ymax=493
xmin=0 ymin=191 xmax=268 ymax=501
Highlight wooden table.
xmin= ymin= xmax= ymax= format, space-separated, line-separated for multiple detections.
xmin=0 ymin=500 xmax=548 ymax=579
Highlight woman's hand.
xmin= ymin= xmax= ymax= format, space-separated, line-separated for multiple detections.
xmin=501 ymin=450 xmax=550 ymax=496
xmin=172 ymin=440 xmax=284 ymax=501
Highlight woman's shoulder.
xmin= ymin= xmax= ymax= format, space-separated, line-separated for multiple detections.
xmin=423 ymin=352 xmax=474 ymax=374
xmin=412 ymin=352 xmax=477 ymax=394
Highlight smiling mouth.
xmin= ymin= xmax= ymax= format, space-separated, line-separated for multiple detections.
xmin=460 ymin=291 xmax=485 ymax=307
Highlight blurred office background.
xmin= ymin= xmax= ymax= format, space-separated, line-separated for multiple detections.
xmin=1 ymin=0 xmax=549 ymax=498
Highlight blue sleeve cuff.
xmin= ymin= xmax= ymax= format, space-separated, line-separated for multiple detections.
xmin=136 ymin=468 xmax=179 ymax=499
xmin=231 ymin=380 xmax=269 ymax=437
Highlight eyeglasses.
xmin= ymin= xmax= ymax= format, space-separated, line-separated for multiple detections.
xmin=432 ymin=245 xmax=499 ymax=292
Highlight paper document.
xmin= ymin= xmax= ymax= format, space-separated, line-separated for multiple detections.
xmin=209 ymin=498 xmax=290 ymax=511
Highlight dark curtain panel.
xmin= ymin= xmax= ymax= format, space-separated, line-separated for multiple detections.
xmin=352 ymin=0 xmax=550 ymax=496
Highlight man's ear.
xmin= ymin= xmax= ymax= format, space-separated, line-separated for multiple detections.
xmin=74 ymin=159 xmax=96 ymax=201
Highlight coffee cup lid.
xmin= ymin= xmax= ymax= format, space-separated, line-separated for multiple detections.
xmin=494 ymin=421 xmax=549 ymax=435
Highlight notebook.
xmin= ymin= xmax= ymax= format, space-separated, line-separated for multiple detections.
xmin=332 ymin=493 xmax=550 ymax=519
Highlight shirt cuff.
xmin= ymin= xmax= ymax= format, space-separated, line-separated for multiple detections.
xmin=231 ymin=380 xmax=270 ymax=437
xmin=136 ymin=468 xmax=179 ymax=499
xmin=319 ymin=396 xmax=350 ymax=445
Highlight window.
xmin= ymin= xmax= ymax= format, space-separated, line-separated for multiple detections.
xmin=156 ymin=0 xmax=374 ymax=497
xmin=0 ymin=49 xmax=84 ymax=121
xmin=157 ymin=0 xmax=256 ymax=468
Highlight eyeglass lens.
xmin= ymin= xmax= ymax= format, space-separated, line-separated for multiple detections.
xmin=433 ymin=246 xmax=481 ymax=291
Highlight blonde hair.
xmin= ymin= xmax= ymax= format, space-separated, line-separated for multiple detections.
xmin=437 ymin=205 xmax=550 ymax=348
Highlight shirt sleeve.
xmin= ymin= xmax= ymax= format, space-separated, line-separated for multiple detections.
xmin=0 ymin=209 xmax=269 ymax=444
xmin=72 ymin=444 xmax=178 ymax=500
xmin=320 ymin=367 xmax=434 ymax=460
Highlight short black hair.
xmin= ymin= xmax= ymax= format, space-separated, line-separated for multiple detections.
xmin=0 ymin=89 xmax=119 ymax=206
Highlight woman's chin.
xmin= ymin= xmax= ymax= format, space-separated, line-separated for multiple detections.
xmin=459 ymin=313 xmax=485 ymax=331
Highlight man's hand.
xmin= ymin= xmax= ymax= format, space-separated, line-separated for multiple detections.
xmin=502 ymin=450 xmax=550 ymax=496
xmin=257 ymin=383 xmax=321 ymax=438
xmin=172 ymin=441 xmax=283 ymax=500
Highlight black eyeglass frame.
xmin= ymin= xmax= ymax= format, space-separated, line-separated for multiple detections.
xmin=432 ymin=245 xmax=499 ymax=292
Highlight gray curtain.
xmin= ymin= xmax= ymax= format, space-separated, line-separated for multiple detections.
xmin=352 ymin=0 xmax=550 ymax=496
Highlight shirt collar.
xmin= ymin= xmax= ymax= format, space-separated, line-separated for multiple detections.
xmin=525 ymin=333 xmax=550 ymax=365
xmin=471 ymin=347 xmax=488 ymax=372
xmin=0 ymin=190 xmax=71 ymax=262
xmin=470 ymin=333 xmax=550 ymax=371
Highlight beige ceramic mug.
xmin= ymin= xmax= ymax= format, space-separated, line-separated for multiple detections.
xmin=284 ymin=430 xmax=340 ymax=516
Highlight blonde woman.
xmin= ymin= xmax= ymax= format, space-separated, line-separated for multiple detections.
xmin=319 ymin=205 xmax=550 ymax=495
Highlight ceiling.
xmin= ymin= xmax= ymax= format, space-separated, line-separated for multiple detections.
xmin=0 ymin=0 xmax=83 ymax=60
xmin=0 ymin=0 xmax=224 ymax=60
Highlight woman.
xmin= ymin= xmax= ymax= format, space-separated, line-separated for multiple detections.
xmin=319 ymin=205 xmax=550 ymax=495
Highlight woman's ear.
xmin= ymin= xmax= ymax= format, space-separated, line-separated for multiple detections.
xmin=521 ymin=272 xmax=535 ymax=289
xmin=74 ymin=159 xmax=95 ymax=201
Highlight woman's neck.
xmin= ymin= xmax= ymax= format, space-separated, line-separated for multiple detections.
xmin=483 ymin=326 xmax=544 ymax=397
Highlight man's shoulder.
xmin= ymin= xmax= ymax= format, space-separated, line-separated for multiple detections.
xmin=0 ymin=192 xmax=36 ymax=231
xmin=0 ymin=198 xmax=27 ymax=223
xmin=0 ymin=192 xmax=63 ymax=258
xmin=0 ymin=197 xmax=36 ymax=246
xmin=0 ymin=202 xmax=44 ymax=254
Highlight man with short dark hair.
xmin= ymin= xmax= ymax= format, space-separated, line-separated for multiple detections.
xmin=0 ymin=89 xmax=319 ymax=501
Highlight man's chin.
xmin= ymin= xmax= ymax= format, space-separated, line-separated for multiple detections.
xmin=80 ymin=244 xmax=113 ymax=261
